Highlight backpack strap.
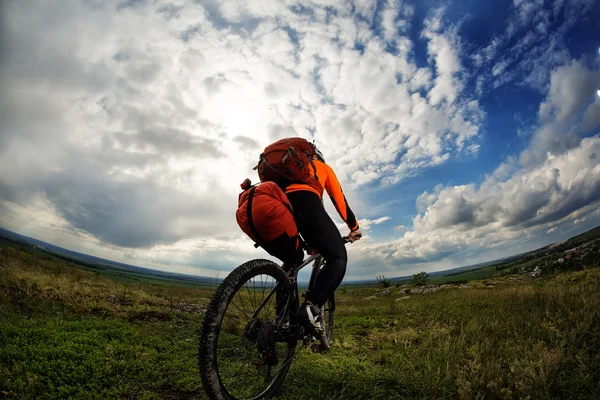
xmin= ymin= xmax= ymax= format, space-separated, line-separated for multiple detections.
xmin=246 ymin=186 xmax=263 ymax=248
xmin=284 ymin=147 xmax=303 ymax=169
xmin=259 ymin=153 xmax=295 ymax=181
xmin=308 ymin=157 xmax=319 ymax=182
xmin=281 ymin=148 xmax=292 ymax=165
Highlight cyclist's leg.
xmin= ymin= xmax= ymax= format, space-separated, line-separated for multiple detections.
xmin=286 ymin=190 xmax=347 ymax=307
xmin=263 ymin=234 xmax=302 ymax=318
xmin=275 ymin=262 xmax=293 ymax=320
xmin=262 ymin=233 xmax=304 ymax=267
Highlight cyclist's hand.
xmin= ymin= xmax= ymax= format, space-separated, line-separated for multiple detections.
xmin=348 ymin=229 xmax=362 ymax=242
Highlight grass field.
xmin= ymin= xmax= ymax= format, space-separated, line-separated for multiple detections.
xmin=1 ymin=245 xmax=599 ymax=399
xmin=426 ymin=265 xmax=501 ymax=284
xmin=0 ymin=237 xmax=220 ymax=291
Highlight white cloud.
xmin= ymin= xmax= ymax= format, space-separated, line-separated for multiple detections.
xmin=581 ymin=101 xmax=600 ymax=133
xmin=422 ymin=9 xmax=463 ymax=106
xmin=1 ymin=0 xmax=597 ymax=282
xmin=0 ymin=0 xmax=486 ymax=276
xmin=416 ymin=185 xmax=442 ymax=213
xmin=353 ymin=0 xmax=377 ymax=22
xmin=538 ymin=60 xmax=600 ymax=123
xmin=351 ymin=136 xmax=600 ymax=276
xmin=521 ymin=59 xmax=600 ymax=167
xmin=345 ymin=55 xmax=600 ymax=278
xmin=379 ymin=0 xmax=414 ymax=41
xmin=394 ymin=225 xmax=408 ymax=232
xmin=473 ymin=0 xmax=596 ymax=93
xmin=466 ymin=143 xmax=480 ymax=154
xmin=358 ymin=216 xmax=391 ymax=230
xmin=493 ymin=156 xmax=518 ymax=181
xmin=492 ymin=60 xmax=510 ymax=77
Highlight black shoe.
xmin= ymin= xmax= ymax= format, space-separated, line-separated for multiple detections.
xmin=296 ymin=301 xmax=322 ymax=333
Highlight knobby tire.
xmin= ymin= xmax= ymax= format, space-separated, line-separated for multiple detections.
xmin=199 ymin=259 xmax=296 ymax=400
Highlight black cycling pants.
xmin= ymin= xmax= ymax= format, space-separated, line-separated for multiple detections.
xmin=286 ymin=190 xmax=348 ymax=307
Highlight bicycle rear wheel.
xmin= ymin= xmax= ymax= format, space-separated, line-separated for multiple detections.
xmin=199 ymin=259 xmax=297 ymax=400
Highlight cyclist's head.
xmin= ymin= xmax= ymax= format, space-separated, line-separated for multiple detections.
xmin=314 ymin=146 xmax=325 ymax=163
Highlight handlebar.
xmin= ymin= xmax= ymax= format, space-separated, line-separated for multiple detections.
xmin=304 ymin=234 xmax=361 ymax=255
xmin=343 ymin=234 xmax=362 ymax=243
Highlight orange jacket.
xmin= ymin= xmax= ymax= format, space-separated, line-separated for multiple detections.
xmin=286 ymin=159 xmax=359 ymax=231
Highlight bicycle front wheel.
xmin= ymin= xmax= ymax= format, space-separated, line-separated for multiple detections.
xmin=199 ymin=259 xmax=297 ymax=400
xmin=312 ymin=256 xmax=335 ymax=345
xmin=321 ymin=296 xmax=335 ymax=344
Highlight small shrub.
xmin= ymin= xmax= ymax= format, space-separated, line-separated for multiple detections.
xmin=376 ymin=275 xmax=391 ymax=288
xmin=411 ymin=271 xmax=428 ymax=286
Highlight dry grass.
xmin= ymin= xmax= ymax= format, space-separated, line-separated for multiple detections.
xmin=0 ymin=247 xmax=212 ymax=319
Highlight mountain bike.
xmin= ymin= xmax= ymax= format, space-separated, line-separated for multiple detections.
xmin=198 ymin=237 xmax=356 ymax=400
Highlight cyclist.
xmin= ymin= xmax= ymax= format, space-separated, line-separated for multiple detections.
xmin=284 ymin=147 xmax=362 ymax=333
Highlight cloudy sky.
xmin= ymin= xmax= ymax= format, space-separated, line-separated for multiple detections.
xmin=1 ymin=0 xmax=600 ymax=280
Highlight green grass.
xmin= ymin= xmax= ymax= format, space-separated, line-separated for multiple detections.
xmin=1 ymin=315 xmax=200 ymax=399
xmin=1 ymin=246 xmax=599 ymax=399
xmin=563 ymin=225 xmax=600 ymax=246
xmin=427 ymin=265 xmax=501 ymax=284
xmin=309 ymin=276 xmax=600 ymax=399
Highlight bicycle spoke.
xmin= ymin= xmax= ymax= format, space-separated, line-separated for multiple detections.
xmin=256 ymin=275 xmax=262 ymax=311
xmin=245 ymin=280 xmax=256 ymax=312
xmin=260 ymin=274 xmax=266 ymax=320
xmin=275 ymin=301 xmax=290 ymax=332
xmin=270 ymin=341 xmax=306 ymax=380
xmin=199 ymin=259 xmax=307 ymax=400
xmin=268 ymin=278 xmax=276 ymax=319
xmin=236 ymin=288 xmax=250 ymax=320
xmin=229 ymin=341 xmax=259 ymax=384
xmin=261 ymin=275 xmax=269 ymax=322
xmin=229 ymin=296 xmax=249 ymax=321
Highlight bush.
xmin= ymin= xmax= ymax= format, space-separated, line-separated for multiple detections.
xmin=411 ymin=271 xmax=429 ymax=286
xmin=376 ymin=275 xmax=391 ymax=288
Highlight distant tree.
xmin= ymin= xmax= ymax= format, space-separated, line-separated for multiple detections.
xmin=411 ymin=271 xmax=429 ymax=286
xmin=376 ymin=275 xmax=391 ymax=288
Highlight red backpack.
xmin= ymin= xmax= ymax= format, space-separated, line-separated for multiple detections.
xmin=236 ymin=180 xmax=303 ymax=266
xmin=255 ymin=137 xmax=321 ymax=192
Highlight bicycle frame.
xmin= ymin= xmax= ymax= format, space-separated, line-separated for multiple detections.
xmin=286 ymin=253 xmax=323 ymax=319
xmin=241 ymin=253 xmax=321 ymax=336
xmin=236 ymin=240 xmax=354 ymax=387
xmin=200 ymin=237 xmax=358 ymax=399
xmin=246 ymin=236 xmax=353 ymax=338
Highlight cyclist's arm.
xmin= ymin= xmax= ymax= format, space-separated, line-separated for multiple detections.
xmin=319 ymin=161 xmax=359 ymax=231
